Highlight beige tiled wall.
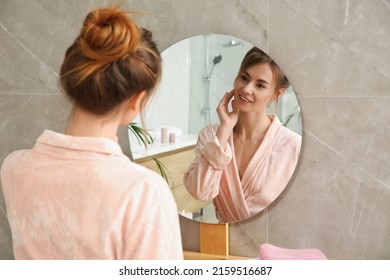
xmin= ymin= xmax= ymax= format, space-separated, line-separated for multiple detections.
xmin=1 ymin=0 xmax=389 ymax=260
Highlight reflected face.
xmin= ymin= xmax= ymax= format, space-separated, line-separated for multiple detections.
xmin=233 ymin=63 xmax=276 ymax=114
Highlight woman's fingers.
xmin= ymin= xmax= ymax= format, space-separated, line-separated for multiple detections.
xmin=219 ymin=92 xmax=230 ymax=106
xmin=225 ymin=90 xmax=234 ymax=103
xmin=216 ymin=90 xmax=239 ymax=128
xmin=231 ymin=99 xmax=238 ymax=112
xmin=218 ymin=90 xmax=234 ymax=108
xmin=217 ymin=93 xmax=229 ymax=114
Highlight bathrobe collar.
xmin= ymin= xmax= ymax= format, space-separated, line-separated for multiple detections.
xmin=34 ymin=130 xmax=124 ymax=157
xmin=234 ymin=114 xmax=282 ymax=188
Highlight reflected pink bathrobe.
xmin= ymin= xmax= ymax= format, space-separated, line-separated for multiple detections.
xmin=1 ymin=130 xmax=183 ymax=259
xmin=184 ymin=115 xmax=301 ymax=223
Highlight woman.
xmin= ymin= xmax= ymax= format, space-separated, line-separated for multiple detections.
xmin=184 ymin=47 xmax=301 ymax=223
xmin=1 ymin=6 xmax=183 ymax=259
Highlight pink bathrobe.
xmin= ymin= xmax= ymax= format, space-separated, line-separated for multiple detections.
xmin=184 ymin=115 xmax=301 ymax=223
xmin=1 ymin=130 xmax=183 ymax=260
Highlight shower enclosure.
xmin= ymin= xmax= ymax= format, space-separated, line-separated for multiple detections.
xmin=188 ymin=34 xmax=252 ymax=134
xmin=201 ymin=47 xmax=222 ymax=124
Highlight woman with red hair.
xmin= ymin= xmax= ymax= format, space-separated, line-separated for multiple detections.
xmin=1 ymin=6 xmax=182 ymax=260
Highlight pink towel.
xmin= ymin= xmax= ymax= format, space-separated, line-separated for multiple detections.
xmin=258 ymin=243 xmax=328 ymax=260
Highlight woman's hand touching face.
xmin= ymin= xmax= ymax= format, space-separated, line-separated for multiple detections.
xmin=215 ymin=90 xmax=239 ymax=150
xmin=216 ymin=90 xmax=239 ymax=130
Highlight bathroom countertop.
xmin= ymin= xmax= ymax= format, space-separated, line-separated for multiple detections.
xmin=131 ymin=134 xmax=197 ymax=160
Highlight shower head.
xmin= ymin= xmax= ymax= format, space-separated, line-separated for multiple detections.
xmin=213 ymin=54 xmax=223 ymax=65
xmin=205 ymin=54 xmax=223 ymax=80
xmin=223 ymin=38 xmax=243 ymax=47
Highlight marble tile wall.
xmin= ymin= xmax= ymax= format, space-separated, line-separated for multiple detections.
xmin=0 ymin=0 xmax=389 ymax=259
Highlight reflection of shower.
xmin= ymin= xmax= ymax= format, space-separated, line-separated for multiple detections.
xmin=202 ymin=54 xmax=223 ymax=124
xmin=201 ymin=36 xmax=242 ymax=125
xmin=207 ymin=54 xmax=222 ymax=80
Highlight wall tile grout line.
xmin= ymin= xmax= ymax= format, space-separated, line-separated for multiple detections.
xmin=0 ymin=21 xmax=59 ymax=78
xmin=303 ymin=128 xmax=389 ymax=189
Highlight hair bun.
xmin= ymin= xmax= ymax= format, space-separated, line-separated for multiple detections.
xmin=80 ymin=7 xmax=140 ymax=64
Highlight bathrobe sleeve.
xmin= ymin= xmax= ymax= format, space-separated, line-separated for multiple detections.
xmin=183 ymin=124 xmax=233 ymax=201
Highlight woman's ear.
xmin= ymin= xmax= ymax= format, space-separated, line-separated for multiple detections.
xmin=271 ymin=87 xmax=287 ymax=101
xmin=278 ymin=87 xmax=287 ymax=97
xmin=120 ymin=91 xmax=148 ymax=125
xmin=128 ymin=90 xmax=148 ymax=111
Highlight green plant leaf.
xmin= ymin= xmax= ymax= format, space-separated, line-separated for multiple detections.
xmin=282 ymin=112 xmax=295 ymax=127
xmin=128 ymin=122 xmax=153 ymax=149
xmin=282 ymin=105 xmax=300 ymax=127
xmin=151 ymin=157 xmax=174 ymax=188
xmin=128 ymin=123 xmax=173 ymax=187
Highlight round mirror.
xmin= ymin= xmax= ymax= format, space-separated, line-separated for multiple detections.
xmin=131 ymin=34 xmax=302 ymax=224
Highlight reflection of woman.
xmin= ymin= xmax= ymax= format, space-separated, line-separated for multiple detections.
xmin=1 ymin=6 xmax=182 ymax=259
xmin=184 ymin=47 xmax=301 ymax=223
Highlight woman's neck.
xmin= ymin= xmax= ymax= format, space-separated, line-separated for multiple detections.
xmin=234 ymin=111 xmax=272 ymax=140
xmin=64 ymin=107 xmax=120 ymax=142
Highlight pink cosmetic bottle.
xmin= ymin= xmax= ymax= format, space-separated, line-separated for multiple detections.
xmin=161 ymin=126 xmax=167 ymax=143
xmin=169 ymin=132 xmax=175 ymax=143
